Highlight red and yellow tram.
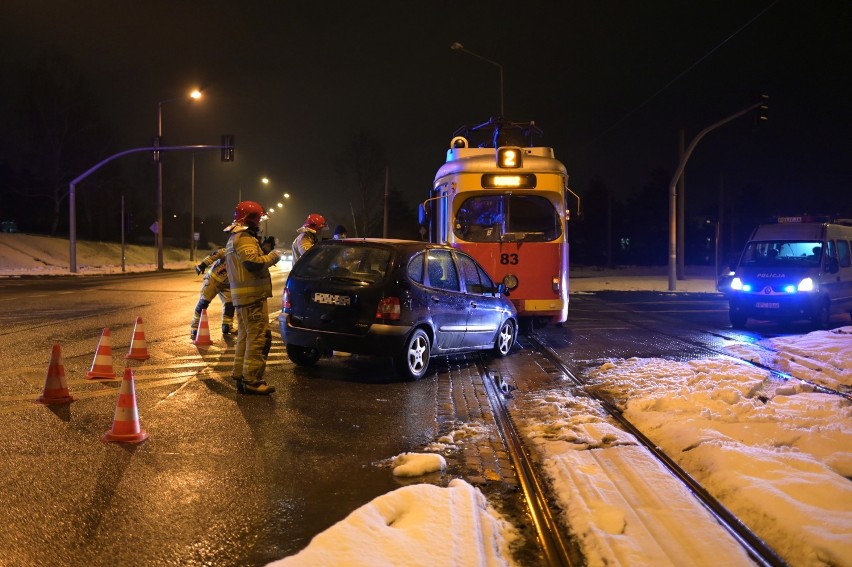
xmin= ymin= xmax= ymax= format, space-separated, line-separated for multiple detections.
xmin=420 ymin=119 xmax=579 ymax=330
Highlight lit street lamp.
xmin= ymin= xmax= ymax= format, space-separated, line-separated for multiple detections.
xmin=156 ymin=88 xmax=201 ymax=270
xmin=451 ymin=42 xmax=504 ymax=117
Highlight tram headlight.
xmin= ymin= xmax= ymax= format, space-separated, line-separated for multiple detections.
xmin=503 ymin=274 xmax=519 ymax=290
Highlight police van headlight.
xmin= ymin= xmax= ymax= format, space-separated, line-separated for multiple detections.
xmin=730 ymin=277 xmax=743 ymax=291
xmin=797 ymin=277 xmax=815 ymax=292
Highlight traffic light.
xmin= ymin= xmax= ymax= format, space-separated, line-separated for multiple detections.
xmin=153 ymin=135 xmax=162 ymax=163
xmin=221 ymin=134 xmax=235 ymax=162
xmin=753 ymin=94 xmax=768 ymax=127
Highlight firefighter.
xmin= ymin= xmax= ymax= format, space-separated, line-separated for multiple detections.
xmin=224 ymin=201 xmax=282 ymax=395
xmin=292 ymin=213 xmax=327 ymax=261
xmin=190 ymin=237 xmax=277 ymax=340
xmin=191 ymin=248 xmax=236 ymax=339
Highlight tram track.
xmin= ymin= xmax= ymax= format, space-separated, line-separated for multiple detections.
xmin=591 ymin=294 xmax=851 ymax=401
xmin=520 ymin=334 xmax=787 ymax=567
xmin=490 ymin=291 xmax=850 ymax=566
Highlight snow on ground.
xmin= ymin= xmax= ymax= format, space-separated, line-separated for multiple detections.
xmin=4 ymin=233 xmax=850 ymax=566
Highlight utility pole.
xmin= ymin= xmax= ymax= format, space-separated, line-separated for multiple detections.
xmin=667 ymin=96 xmax=768 ymax=291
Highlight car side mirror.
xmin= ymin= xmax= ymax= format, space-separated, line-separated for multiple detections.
xmin=826 ymin=257 xmax=839 ymax=274
xmin=495 ymin=283 xmax=508 ymax=296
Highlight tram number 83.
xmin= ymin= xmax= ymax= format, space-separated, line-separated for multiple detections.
xmin=500 ymin=253 xmax=519 ymax=265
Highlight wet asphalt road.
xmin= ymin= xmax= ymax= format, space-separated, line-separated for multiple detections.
xmin=2 ymin=272 xmax=828 ymax=566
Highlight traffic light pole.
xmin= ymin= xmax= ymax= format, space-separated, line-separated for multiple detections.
xmin=68 ymin=140 xmax=234 ymax=273
xmin=667 ymin=98 xmax=767 ymax=291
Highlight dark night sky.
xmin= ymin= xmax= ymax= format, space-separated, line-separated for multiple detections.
xmin=1 ymin=0 xmax=850 ymax=237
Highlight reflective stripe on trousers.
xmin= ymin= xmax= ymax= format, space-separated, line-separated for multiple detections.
xmin=233 ymin=298 xmax=271 ymax=381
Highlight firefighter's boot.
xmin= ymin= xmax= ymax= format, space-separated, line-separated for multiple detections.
xmin=239 ymin=380 xmax=275 ymax=395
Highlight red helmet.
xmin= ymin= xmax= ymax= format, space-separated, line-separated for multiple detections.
xmin=234 ymin=201 xmax=264 ymax=228
xmin=304 ymin=213 xmax=327 ymax=230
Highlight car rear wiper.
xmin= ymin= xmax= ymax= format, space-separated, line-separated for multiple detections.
xmin=325 ymin=275 xmax=369 ymax=284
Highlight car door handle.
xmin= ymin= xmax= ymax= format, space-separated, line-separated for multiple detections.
xmin=469 ymin=301 xmax=478 ymax=308
xmin=431 ymin=296 xmax=441 ymax=303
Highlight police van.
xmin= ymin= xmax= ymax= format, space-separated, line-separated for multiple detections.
xmin=727 ymin=215 xmax=852 ymax=329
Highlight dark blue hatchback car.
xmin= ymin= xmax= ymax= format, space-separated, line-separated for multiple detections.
xmin=279 ymin=239 xmax=517 ymax=380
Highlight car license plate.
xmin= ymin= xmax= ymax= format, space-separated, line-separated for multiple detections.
xmin=313 ymin=292 xmax=350 ymax=306
xmin=755 ymin=302 xmax=779 ymax=309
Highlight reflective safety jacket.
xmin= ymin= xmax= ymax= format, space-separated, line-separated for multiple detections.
xmin=200 ymin=248 xmax=229 ymax=284
xmin=292 ymin=227 xmax=318 ymax=261
xmin=225 ymin=227 xmax=281 ymax=307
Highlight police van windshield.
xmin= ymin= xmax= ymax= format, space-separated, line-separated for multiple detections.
xmin=740 ymin=241 xmax=823 ymax=268
xmin=454 ymin=194 xmax=561 ymax=243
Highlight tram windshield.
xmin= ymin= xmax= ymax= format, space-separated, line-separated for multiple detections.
xmin=454 ymin=194 xmax=562 ymax=243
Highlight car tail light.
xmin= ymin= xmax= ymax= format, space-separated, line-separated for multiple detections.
xmin=376 ymin=297 xmax=401 ymax=320
xmin=282 ymin=288 xmax=291 ymax=312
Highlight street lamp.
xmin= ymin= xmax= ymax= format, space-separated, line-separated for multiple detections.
xmin=156 ymin=88 xmax=202 ymax=270
xmin=451 ymin=42 xmax=504 ymax=117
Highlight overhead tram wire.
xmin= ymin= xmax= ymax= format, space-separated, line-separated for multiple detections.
xmin=589 ymin=0 xmax=781 ymax=145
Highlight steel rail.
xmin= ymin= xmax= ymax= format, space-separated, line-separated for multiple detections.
xmin=476 ymin=358 xmax=577 ymax=567
xmin=526 ymin=333 xmax=788 ymax=567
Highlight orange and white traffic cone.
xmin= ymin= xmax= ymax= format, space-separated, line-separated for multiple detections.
xmin=125 ymin=316 xmax=150 ymax=360
xmin=87 ymin=327 xmax=117 ymax=379
xmin=102 ymin=367 xmax=148 ymax=443
xmin=193 ymin=309 xmax=213 ymax=346
xmin=36 ymin=341 xmax=74 ymax=405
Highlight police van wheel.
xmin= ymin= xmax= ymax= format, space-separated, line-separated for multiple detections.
xmin=730 ymin=309 xmax=748 ymax=329
xmin=287 ymin=344 xmax=321 ymax=366
xmin=811 ymin=300 xmax=830 ymax=330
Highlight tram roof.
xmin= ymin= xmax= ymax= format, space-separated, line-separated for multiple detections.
xmin=435 ymin=148 xmax=568 ymax=181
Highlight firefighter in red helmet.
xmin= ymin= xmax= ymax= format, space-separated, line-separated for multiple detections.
xmin=291 ymin=213 xmax=327 ymax=261
xmin=224 ymin=201 xmax=281 ymax=395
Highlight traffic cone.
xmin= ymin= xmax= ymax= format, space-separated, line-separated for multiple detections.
xmin=125 ymin=316 xmax=150 ymax=360
xmin=102 ymin=367 xmax=148 ymax=443
xmin=87 ymin=328 xmax=117 ymax=379
xmin=193 ymin=309 xmax=213 ymax=346
xmin=36 ymin=341 xmax=74 ymax=405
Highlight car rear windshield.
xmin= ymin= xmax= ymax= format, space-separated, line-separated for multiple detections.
xmin=292 ymin=244 xmax=393 ymax=284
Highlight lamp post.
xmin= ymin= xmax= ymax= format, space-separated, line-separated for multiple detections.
xmin=190 ymin=152 xmax=197 ymax=262
xmin=156 ymin=89 xmax=201 ymax=270
xmin=451 ymin=42 xmax=504 ymax=117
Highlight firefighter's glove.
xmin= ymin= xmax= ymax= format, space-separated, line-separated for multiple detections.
xmin=196 ymin=262 xmax=207 ymax=276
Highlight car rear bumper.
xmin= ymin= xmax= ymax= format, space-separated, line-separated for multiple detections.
xmin=279 ymin=313 xmax=412 ymax=355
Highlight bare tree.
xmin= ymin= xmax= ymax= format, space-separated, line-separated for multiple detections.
xmin=11 ymin=49 xmax=110 ymax=235
xmin=334 ymin=130 xmax=386 ymax=237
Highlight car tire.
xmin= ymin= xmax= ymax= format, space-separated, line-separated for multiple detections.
xmin=493 ymin=319 xmax=515 ymax=357
xmin=811 ymin=299 xmax=830 ymax=330
xmin=287 ymin=344 xmax=321 ymax=366
xmin=394 ymin=328 xmax=430 ymax=381
xmin=730 ymin=309 xmax=748 ymax=329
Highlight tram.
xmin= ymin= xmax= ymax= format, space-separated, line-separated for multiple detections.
xmin=419 ymin=118 xmax=579 ymax=330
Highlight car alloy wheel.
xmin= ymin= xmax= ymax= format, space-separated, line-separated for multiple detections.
xmin=493 ymin=320 xmax=515 ymax=357
xmin=395 ymin=328 xmax=430 ymax=381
